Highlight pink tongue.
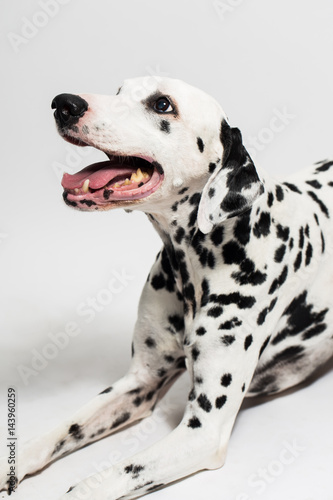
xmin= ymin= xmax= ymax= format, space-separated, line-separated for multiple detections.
xmin=61 ymin=161 xmax=136 ymax=190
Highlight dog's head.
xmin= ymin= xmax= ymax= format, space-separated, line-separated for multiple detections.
xmin=52 ymin=77 xmax=263 ymax=233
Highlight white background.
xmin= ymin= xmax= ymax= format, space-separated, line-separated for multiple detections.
xmin=1 ymin=0 xmax=333 ymax=499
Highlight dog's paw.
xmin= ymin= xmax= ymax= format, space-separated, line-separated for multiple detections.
xmin=0 ymin=457 xmax=19 ymax=494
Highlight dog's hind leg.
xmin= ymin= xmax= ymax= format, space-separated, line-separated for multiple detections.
xmin=0 ymin=248 xmax=185 ymax=493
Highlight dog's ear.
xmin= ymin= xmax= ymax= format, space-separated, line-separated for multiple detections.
xmin=197 ymin=119 xmax=264 ymax=234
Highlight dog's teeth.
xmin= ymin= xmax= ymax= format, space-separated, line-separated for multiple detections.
xmin=114 ymin=183 xmax=120 ymax=188
xmin=124 ymin=178 xmax=131 ymax=186
xmin=74 ymin=188 xmax=79 ymax=194
xmin=130 ymin=168 xmax=148 ymax=183
xmin=82 ymin=179 xmax=90 ymax=193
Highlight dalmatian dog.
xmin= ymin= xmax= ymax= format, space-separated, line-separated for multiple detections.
xmin=1 ymin=77 xmax=333 ymax=499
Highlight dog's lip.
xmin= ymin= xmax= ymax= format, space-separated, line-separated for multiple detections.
xmin=61 ymin=154 xmax=164 ymax=206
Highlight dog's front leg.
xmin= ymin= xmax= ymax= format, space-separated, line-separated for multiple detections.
xmin=0 ymin=248 xmax=186 ymax=493
xmin=61 ymin=306 xmax=266 ymax=500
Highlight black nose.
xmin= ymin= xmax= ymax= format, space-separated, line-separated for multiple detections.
xmin=51 ymin=93 xmax=88 ymax=128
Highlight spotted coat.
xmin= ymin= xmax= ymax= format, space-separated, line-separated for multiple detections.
xmin=1 ymin=77 xmax=332 ymax=500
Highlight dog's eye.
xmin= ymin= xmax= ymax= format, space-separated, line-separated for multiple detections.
xmin=154 ymin=97 xmax=173 ymax=113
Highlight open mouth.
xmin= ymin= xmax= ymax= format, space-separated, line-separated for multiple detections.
xmin=61 ymin=139 xmax=164 ymax=209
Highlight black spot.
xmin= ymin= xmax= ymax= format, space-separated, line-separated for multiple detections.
xmin=128 ymin=388 xmax=142 ymax=395
xmin=171 ymin=201 xmax=179 ymax=212
xmin=133 ymin=396 xmax=143 ymax=407
xmin=201 ymin=278 xmax=210 ymax=307
xmin=168 ymin=314 xmax=184 ymax=333
xmin=257 ymin=297 xmax=278 ymax=325
xmin=63 ymin=191 xmax=77 ymax=207
xmin=289 ymin=238 xmax=294 ymax=250
xmin=179 ymin=195 xmax=189 ymax=204
xmin=302 ymin=323 xmax=327 ymax=340
xmin=197 ymin=137 xmax=204 ymax=153
xmin=146 ymin=390 xmax=155 ymax=401
xmin=215 ymin=395 xmax=227 ymax=409
xmin=219 ymin=317 xmax=242 ymax=330
xmin=197 ymin=394 xmax=212 ymax=412
xmin=314 ymin=213 xmax=319 ymax=225
xmin=268 ymin=265 xmax=288 ymax=295
xmin=315 ymin=160 xmax=333 ymax=172
xmin=209 ymin=162 xmax=216 ymax=173
xmin=221 ymin=374 xmax=232 ymax=387
xmin=69 ymin=423 xmax=84 ymax=440
xmin=189 ymin=192 xmax=201 ymax=205
xmin=241 ymin=383 xmax=246 ymax=392
xmin=274 ymin=244 xmax=286 ymax=263
xmin=151 ymin=273 xmax=165 ymax=290
xmin=159 ymin=356 xmax=172 ymax=367
xmin=110 ymin=412 xmax=131 ymax=429
xmin=175 ymin=227 xmax=185 ymax=244
xmin=160 ymin=120 xmax=170 ymax=133
xmin=272 ymin=291 xmax=328 ymax=345
xmin=305 ymin=243 xmax=313 ymax=266
xmin=196 ymin=326 xmax=206 ymax=336
xmin=221 ymin=335 xmax=236 ymax=346
xmin=307 ymin=191 xmax=329 ymax=218
xmin=207 ymin=306 xmax=223 ymax=317
xmin=299 ymin=227 xmax=305 ymax=248
xmin=184 ymin=282 xmax=196 ymax=316
xmin=283 ymin=182 xmax=302 ymax=194
xmin=188 ymin=206 xmax=198 ymax=227
xmin=99 ymin=386 xmax=113 ymax=395
xmin=157 ymin=368 xmax=167 ymax=378
xmin=232 ymin=258 xmax=267 ymax=286
xmin=253 ymin=212 xmax=271 ymax=238
xmin=52 ymin=439 xmax=65 ymax=456
xmin=306 ymin=179 xmax=322 ymax=189
xmin=276 ymin=224 xmax=290 ymax=242
xmin=305 ymin=224 xmax=310 ymax=237
xmin=267 ymin=192 xmax=274 ymax=207
xmin=210 ymin=292 xmax=256 ymax=309
xmin=221 ymin=192 xmax=248 ymax=215
xmin=222 ymin=241 xmax=246 ymax=265
xmin=233 ymin=211 xmax=251 ymax=245
xmin=244 ymin=335 xmax=253 ymax=350
xmin=66 ymin=486 xmax=75 ymax=493
xmin=188 ymin=416 xmax=202 ymax=428
xmin=275 ymin=185 xmax=284 ymax=201
xmin=80 ymin=199 xmax=96 ymax=207
xmin=293 ymin=251 xmax=302 ymax=272
xmin=188 ymin=388 xmax=196 ymax=401
xmin=208 ymin=188 xmax=215 ymax=199
xmin=192 ymin=347 xmax=200 ymax=361
xmin=178 ymin=187 xmax=189 ymax=195
xmin=145 ymin=337 xmax=156 ymax=348
xmin=321 ymin=231 xmax=325 ymax=253
xmin=124 ymin=464 xmax=145 ymax=478
xmin=103 ymin=189 xmax=113 ymax=200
